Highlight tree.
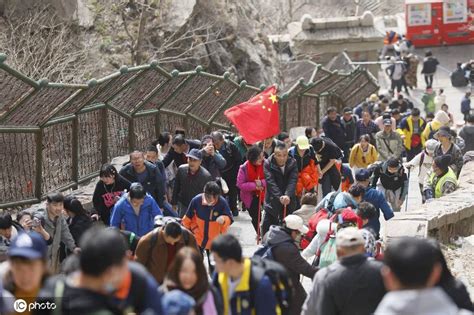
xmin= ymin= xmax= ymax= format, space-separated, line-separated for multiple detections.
xmin=0 ymin=4 xmax=93 ymax=83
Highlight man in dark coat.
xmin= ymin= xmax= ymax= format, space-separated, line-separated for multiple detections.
xmin=212 ymin=131 xmax=242 ymax=216
xmin=120 ymin=151 xmax=166 ymax=209
xmin=261 ymin=141 xmax=298 ymax=236
xmin=302 ymin=227 xmax=386 ymax=315
xmin=322 ymin=107 xmax=346 ymax=151
xmin=264 ymin=215 xmax=318 ymax=315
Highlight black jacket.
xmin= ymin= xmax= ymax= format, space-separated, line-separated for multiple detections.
xmin=68 ymin=215 xmax=93 ymax=245
xmin=265 ymin=225 xmax=317 ymax=315
xmin=322 ymin=116 xmax=346 ymax=149
xmin=371 ymin=163 xmax=408 ymax=193
xmin=341 ymin=115 xmax=357 ymax=145
xmin=218 ymin=140 xmax=242 ymax=180
xmin=263 ymin=154 xmax=298 ymax=217
xmin=421 ymin=57 xmax=439 ymax=74
xmin=162 ymin=139 xmax=201 ymax=168
xmin=302 ymin=253 xmax=386 ymax=315
xmin=92 ymin=175 xmax=131 ymax=225
xmin=119 ymin=161 xmax=166 ymax=207
xmin=172 ymin=165 xmax=212 ymax=207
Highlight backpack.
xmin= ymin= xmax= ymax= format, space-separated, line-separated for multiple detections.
xmin=249 ymin=256 xmax=293 ymax=315
xmin=300 ymin=192 xmax=339 ymax=249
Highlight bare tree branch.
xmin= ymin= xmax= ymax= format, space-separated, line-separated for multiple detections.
xmin=0 ymin=4 xmax=93 ymax=83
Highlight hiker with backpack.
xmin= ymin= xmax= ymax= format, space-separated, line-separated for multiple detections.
xmin=398 ymin=108 xmax=427 ymax=161
xmin=299 ymin=185 xmax=365 ymax=250
xmin=261 ymin=141 xmax=298 ymax=236
xmin=349 ymin=134 xmax=379 ymax=175
xmin=211 ymin=234 xmax=281 ymax=315
xmin=375 ymin=118 xmax=404 ymax=161
xmin=354 ymin=169 xmax=394 ymax=238
xmin=385 ymin=57 xmax=407 ymax=94
xmin=289 ymin=136 xmax=319 ymax=199
xmin=404 ymin=139 xmax=438 ymax=203
xmin=301 ymin=202 xmax=378 ymax=264
xmin=135 ymin=218 xmax=198 ymax=284
xmin=371 ymin=158 xmax=409 ymax=212
xmin=422 ymin=110 xmax=450 ymax=142
xmin=261 ymin=215 xmax=318 ymax=315
xmin=302 ymin=227 xmax=386 ymax=315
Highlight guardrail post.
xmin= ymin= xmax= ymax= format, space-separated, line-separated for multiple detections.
xmin=35 ymin=130 xmax=43 ymax=199
xmin=72 ymin=117 xmax=79 ymax=190
xmin=101 ymin=108 xmax=108 ymax=164
xmin=128 ymin=118 xmax=135 ymax=152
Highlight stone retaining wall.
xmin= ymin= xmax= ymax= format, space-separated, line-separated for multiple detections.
xmin=385 ymin=161 xmax=474 ymax=243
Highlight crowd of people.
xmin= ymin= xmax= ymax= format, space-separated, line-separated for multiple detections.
xmin=0 ymin=88 xmax=473 ymax=314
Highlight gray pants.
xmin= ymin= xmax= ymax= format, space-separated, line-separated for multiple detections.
xmin=378 ymin=186 xmax=403 ymax=212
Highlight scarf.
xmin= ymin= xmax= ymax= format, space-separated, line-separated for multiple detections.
xmin=246 ymin=161 xmax=265 ymax=200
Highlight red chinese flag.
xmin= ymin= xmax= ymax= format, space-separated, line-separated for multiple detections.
xmin=224 ymin=86 xmax=280 ymax=144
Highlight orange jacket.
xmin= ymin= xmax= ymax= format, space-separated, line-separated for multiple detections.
xmin=296 ymin=159 xmax=319 ymax=196
xmin=182 ymin=194 xmax=233 ymax=250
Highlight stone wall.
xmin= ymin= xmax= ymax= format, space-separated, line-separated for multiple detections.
xmin=385 ymin=161 xmax=474 ymax=243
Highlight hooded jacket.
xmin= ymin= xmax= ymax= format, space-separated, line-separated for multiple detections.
xmin=263 ymin=154 xmax=298 ymax=217
xmin=265 ymin=225 xmax=317 ymax=315
xmin=374 ymin=287 xmax=472 ymax=315
xmin=422 ymin=111 xmax=450 ymax=142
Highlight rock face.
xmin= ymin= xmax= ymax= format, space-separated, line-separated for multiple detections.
xmin=161 ymin=0 xmax=279 ymax=86
xmin=3 ymin=0 xmax=93 ymax=27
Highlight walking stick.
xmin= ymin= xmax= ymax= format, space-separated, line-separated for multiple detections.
xmin=257 ymin=192 xmax=262 ymax=245
xmin=404 ymin=167 xmax=411 ymax=213
xmin=283 ymin=204 xmax=287 ymax=220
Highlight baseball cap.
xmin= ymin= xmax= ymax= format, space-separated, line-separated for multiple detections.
xmin=343 ymin=107 xmax=353 ymax=114
xmin=283 ymin=215 xmax=309 ymax=234
xmin=434 ymin=126 xmax=451 ymax=139
xmin=296 ymin=135 xmax=310 ymax=150
xmin=8 ymin=232 xmax=47 ymax=260
xmin=162 ymin=290 xmax=195 ymax=315
xmin=383 ymin=118 xmax=392 ymax=126
xmin=186 ymin=148 xmax=202 ymax=161
xmin=336 ymin=227 xmax=365 ymax=247
xmin=355 ymin=169 xmax=370 ymax=181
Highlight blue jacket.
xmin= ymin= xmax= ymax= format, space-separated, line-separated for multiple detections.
xmin=213 ymin=258 xmax=278 ymax=315
xmin=363 ymin=187 xmax=394 ymax=236
xmin=110 ymin=193 xmax=162 ymax=237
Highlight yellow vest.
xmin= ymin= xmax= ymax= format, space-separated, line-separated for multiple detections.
xmin=428 ymin=168 xmax=458 ymax=198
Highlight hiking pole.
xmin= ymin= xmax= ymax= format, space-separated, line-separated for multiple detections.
xmin=283 ymin=204 xmax=287 ymax=220
xmin=257 ymin=193 xmax=262 ymax=245
xmin=404 ymin=167 xmax=411 ymax=213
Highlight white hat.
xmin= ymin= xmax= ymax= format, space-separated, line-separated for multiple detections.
xmin=336 ymin=227 xmax=365 ymax=247
xmin=425 ymin=139 xmax=438 ymax=154
xmin=283 ymin=215 xmax=309 ymax=234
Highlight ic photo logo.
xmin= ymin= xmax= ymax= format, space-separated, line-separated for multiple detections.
xmin=13 ymin=299 xmax=56 ymax=313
